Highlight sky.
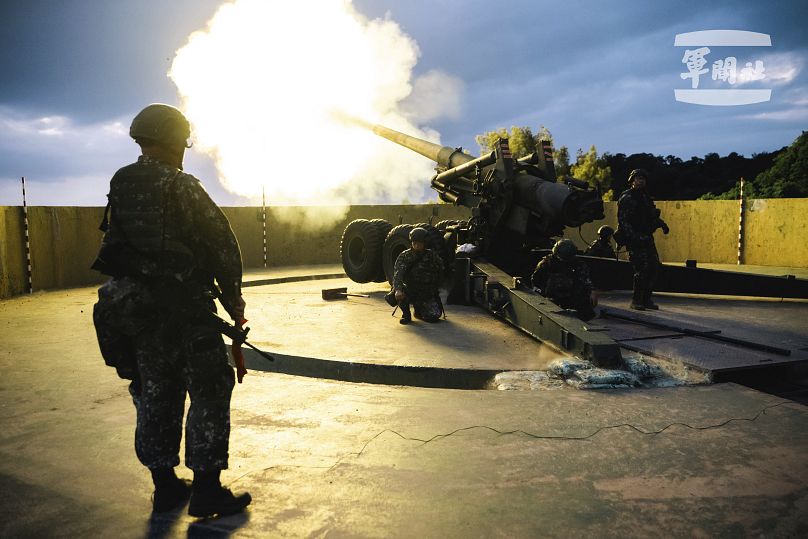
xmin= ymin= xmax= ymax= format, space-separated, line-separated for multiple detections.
xmin=0 ymin=0 xmax=806 ymax=206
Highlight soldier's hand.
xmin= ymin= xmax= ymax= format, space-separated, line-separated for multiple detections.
xmin=395 ymin=289 xmax=405 ymax=302
xmin=228 ymin=295 xmax=246 ymax=321
xmin=661 ymin=223 xmax=670 ymax=235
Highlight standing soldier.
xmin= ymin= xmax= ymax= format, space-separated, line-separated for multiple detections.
xmin=616 ymin=168 xmax=670 ymax=310
xmin=531 ymin=238 xmax=597 ymax=321
xmin=584 ymin=225 xmax=616 ymax=258
xmin=390 ymin=227 xmax=444 ymax=324
xmin=91 ymin=104 xmax=251 ymax=517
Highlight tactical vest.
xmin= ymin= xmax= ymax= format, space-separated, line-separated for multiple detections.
xmin=619 ymin=190 xmax=657 ymax=235
xmin=94 ymin=161 xmax=195 ymax=280
xmin=543 ymin=257 xmax=576 ymax=300
xmin=406 ymin=251 xmax=441 ymax=296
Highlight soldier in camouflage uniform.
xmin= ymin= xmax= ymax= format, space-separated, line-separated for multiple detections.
xmin=392 ymin=227 xmax=445 ymax=324
xmin=616 ymin=169 xmax=670 ymax=310
xmin=531 ymin=238 xmax=597 ymax=321
xmin=584 ymin=225 xmax=616 ymax=258
xmin=91 ymin=104 xmax=251 ymax=517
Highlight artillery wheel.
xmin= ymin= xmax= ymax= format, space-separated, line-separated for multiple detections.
xmin=435 ymin=219 xmax=459 ymax=232
xmin=340 ymin=219 xmax=385 ymax=283
xmin=382 ymin=224 xmax=414 ymax=285
xmin=369 ymin=219 xmax=393 ymax=282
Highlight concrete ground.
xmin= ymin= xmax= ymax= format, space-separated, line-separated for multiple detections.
xmin=1 ymin=266 xmax=808 ymax=538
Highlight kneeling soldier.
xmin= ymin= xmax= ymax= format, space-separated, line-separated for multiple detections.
xmin=584 ymin=225 xmax=616 ymax=258
xmin=391 ymin=227 xmax=444 ymax=324
xmin=532 ymin=238 xmax=597 ymax=321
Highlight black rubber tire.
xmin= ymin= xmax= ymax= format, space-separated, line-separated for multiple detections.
xmin=382 ymin=224 xmax=414 ymax=285
xmin=369 ymin=219 xmax=393 ymax=282
xmin=340 ymin=219 xmax=385 ymax=283
xmin=435 ymin=219 xmax=459 ymax=232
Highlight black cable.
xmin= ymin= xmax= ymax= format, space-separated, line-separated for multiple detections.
xmin=578 ymin=225 xmax=591 ymax=246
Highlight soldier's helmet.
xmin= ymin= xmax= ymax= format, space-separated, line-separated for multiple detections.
xmin=129 ymin=104 xmax=191 ymax=147
xmin=597 ymin=225 xmax=614 ymax=239
xmin=628 ymin=168 xmax=649 ymax=182
xmin=409 ymin=227 xmax=428 ymax=243
xmin=552 ymin=238 xmax=577 ymax=261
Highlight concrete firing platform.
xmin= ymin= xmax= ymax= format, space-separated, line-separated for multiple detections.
xmin=237 ymin=265 xmax=808 ymax=386
xmin=240 ymin=269 xmax=560 ymax=374
xmin=1 ymin=267 xmax=808 ymax=537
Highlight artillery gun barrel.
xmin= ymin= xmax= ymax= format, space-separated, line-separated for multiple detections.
xmin=371 ymin=124 xmax=475 ymax=170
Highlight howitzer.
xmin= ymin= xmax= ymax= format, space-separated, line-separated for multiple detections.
xmin=370 ymin=125 xmax=604 ymax=263
xmin=340 ymin=123 xmax=622 ymax=367
xmin=339 ymin=123 xmax=808 ymax=369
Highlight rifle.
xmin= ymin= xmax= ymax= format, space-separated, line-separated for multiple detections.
xmin=154 ymin=281 xmax=275 ymax=383
xmin=205 ymin=311 xmax=275 ymax=383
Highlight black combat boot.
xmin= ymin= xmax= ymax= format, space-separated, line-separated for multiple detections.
xmin=629 ymin=288 xmax=646 ymax=311
xmin=189 ymin=470 xmax=251 ymax=518
xmin=643 ymin=291 xmax=660 ymax=310
xmin=400 ymin=304 xmax=412 ymax=325
xmin=151 ymin=467 xmax=192 ymax=513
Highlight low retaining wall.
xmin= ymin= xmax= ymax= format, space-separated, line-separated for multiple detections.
xmin=0 ymin=204 xmax=468 ymax=298
xmin=1 ymin=199 xmax=806 ymax=299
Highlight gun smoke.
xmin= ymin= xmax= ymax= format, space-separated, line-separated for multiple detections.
xmin=169 ymin=0 xmax=464 ymax=230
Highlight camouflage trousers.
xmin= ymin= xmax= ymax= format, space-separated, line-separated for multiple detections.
xmin=400 ymin=295 xmax=443 ymax=322
xmin=128 ymin=317 xmax=235 ymax=472
xmin=628 ymin=240 xmax=660 ymax=293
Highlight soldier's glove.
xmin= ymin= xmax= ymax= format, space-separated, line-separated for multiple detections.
xmin=661 ymin=223 xmax=670 ymax=235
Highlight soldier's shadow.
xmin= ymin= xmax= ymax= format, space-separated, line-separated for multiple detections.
xmin=187 ymin=512 xmax=250 ymax=538
xmin=144 ymin=508 xmax=249 ymax=539
xmin=145 ymin=507 xmax=184 ymax=539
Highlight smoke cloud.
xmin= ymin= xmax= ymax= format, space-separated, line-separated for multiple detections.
xmin=169 ymin=0 xmax=463 ymax=228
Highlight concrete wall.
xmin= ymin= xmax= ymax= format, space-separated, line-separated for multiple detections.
xmin=0 ymin=204 xmax=469 ymax=299
xmin=569 ymin=198 xmax=808 ymax=267
xmin=1 ymin=199 xmax=806 ymax=299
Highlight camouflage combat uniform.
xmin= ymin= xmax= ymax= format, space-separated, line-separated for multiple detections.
xmin=531 ymin=253 xmax=596 ymax=321
xmin=92 ymin=155 xmax=242 ymax=472
xmin=617 ymin=187 xmax=666 ymax=306
xmin=392 ymin=248 xmax=444 ymax=322
xmin=584 ymin=237 xmax=616 ymax=258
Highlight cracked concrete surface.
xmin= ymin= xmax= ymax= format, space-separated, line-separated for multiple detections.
xmin=1 ymin=273 xmax=808 ymax=537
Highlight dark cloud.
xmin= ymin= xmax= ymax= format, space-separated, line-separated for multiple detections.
xmin=0 ymin=0 xmax=222 ymax=120
xmin=352 ymin=0 xmax=808 ymax=157
xmin=0 ymin=0 xmax=805 ymax=205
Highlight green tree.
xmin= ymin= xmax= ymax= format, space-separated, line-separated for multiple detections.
xmin=475 ymin=126 xmax=537 ymax=159
xmin=700 ymin=131 xmax=808 ymax=200
xmin=554 ymin=145 xmax=571 ymax=178
xmin=570 ymin=145 xmax=614 ymax=200
xmin=753 ymin=130 xmax=808 ymax=198
xmin=476 ymin=124 xmax=570 ymax=176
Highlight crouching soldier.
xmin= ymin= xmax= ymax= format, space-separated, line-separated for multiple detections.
xmin=584 ymin=225 xmax=616 ymax=258
xmin=390 ymin=227 xmax=444 ymax=324
xmin=532 ymin=239 xmax=597 ymax=321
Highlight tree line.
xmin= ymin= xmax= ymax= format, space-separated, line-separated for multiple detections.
xmin=475 ymin=127 xmax=808 ymax=200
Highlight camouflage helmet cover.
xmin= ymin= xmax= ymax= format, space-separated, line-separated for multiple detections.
xmin=552 ymin=238 xmax=577 ymax=261
xmin=409 ymin=227 xmax=428 ymax=243
xmin=597 ymin=225 xmax=614 ymax=238
xmin=628 ymin=168 xmax=649 ymax=182
xmin=129 ymin=103 xmax=191 ymax=147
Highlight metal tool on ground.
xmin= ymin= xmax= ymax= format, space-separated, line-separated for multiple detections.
xmin=321 ymin=287 xmax=370 ymax=301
